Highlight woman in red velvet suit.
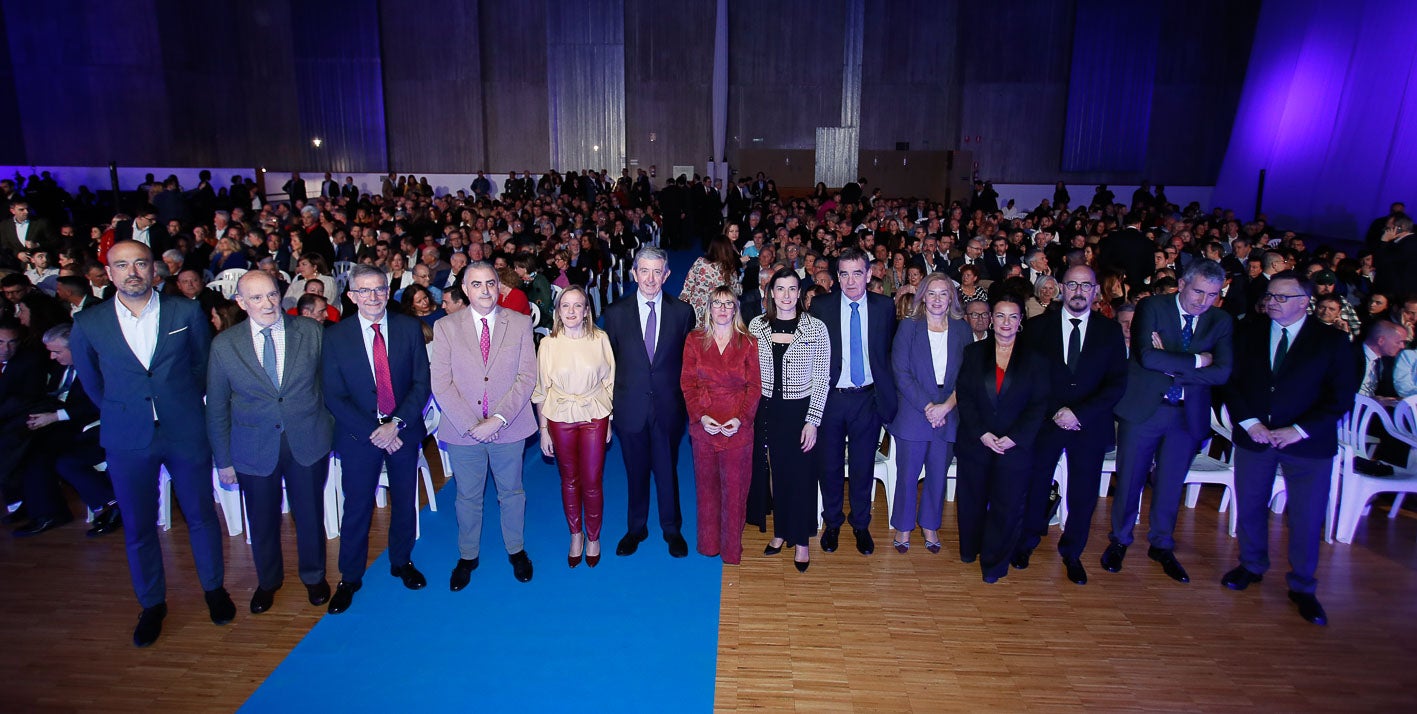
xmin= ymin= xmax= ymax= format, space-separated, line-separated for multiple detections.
xmin=680 ymin=286 xmax=761 ymax=564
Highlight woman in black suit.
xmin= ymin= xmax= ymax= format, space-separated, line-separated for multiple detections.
xmin=955 ymin=294 xmax=1048 ymax=583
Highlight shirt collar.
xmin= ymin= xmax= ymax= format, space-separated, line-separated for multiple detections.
xmin=249 ymin=314 xmax=284 ymax=337
xmin=358 ymin=310 xmax=389 ymax=334
xmin=639 ymin=291 xmax=662 ymax=309
xmin=116 ymin=291 xmax=159 ymax=320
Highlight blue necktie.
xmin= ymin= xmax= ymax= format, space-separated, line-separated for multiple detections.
xmin=1164 ymin=314 xmax=1193 ymax=403
xmin=261 ymin=326 xmax=280 ymax=389
xmin=850 ymin=301 xmax=865 ymax=387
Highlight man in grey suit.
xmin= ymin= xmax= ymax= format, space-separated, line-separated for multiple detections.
xmin=1102 ymin=259 xmax=1233 ymax=583
xmin=431 ymin=262 xmax=537 ymax=589
xmin=207 ymin=271 xmax=335 ymax=614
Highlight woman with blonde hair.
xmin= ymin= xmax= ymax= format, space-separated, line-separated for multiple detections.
xmin=532 ymin=285 xmax=615 ymax=568
xmin=887 ymin=273 xmax=969 ymax=553
xmin=681 ymin=286 xmax=761 ymax=564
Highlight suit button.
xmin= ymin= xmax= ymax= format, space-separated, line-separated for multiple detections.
xmin=484 ymin=377 xmax=489 ymax=382
xmin=277 ymin=397 xmax=283 ymax=403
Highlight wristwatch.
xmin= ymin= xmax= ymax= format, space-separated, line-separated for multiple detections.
xmin=378 ymin=415 xmax=406 ymax=429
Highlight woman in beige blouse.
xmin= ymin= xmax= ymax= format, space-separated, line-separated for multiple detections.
xmin=532 ymin=285 xmax=616 ymax=568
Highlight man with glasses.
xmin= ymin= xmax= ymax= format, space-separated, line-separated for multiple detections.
xmin=1104 ymin=260 xmax=1233 ymax=583
xmin=964 ymin=300 xmax=991 ymax=341
xmin=321 ymin=265 xmax=431 ymax=614
xmin=1223 ymin=272 xmax=1356 ymax=625
xmin=115 ymin=206 xmax=172 ymax=255
xmin=1016 ymin=266 xmax=1128 ymax=585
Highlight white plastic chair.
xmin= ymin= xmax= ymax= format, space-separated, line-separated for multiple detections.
xmin=214 ymin=268 xmax=248 ymax=282
xmin=211 ymin=468 xmax=244 ymax=537
xmin=208 ymin=277 xmax=240 ymax=298
xmin=157 ymin=466 xmax=172 ymax=531
xmin=528 ymin=303 xmax=543 ymax=336
xmin=1335 ymin=395 xmax=1417 ymax=543
xmin=324 ymin=453 xmax=345 ymax=540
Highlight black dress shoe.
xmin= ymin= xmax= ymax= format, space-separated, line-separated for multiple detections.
xmin=616 ymin=532 xmax=647 ymax=556
xmin=1063 ymin=556 xmax=1088 ymax=585
xmin=794 ymin=559 xmax=809 ymax=573
xmin=1221 ymin=566 xmax=1263 ymax=591
xmin=391 ymin=563 xmax=427 ymax=590
xmin=86 ymin=505 xmax=122 ymax=538
xmin=205 ymin=587 xmax=237 ymax=625
xmin=820 ymin=526 xmax=840 ymax=553
xmin=133 ymin=603 xmax=167 ymax=648
xmin=13 ymin=514 xmax=73 ymax=537
xmin=328 ymin=581 xmax=360 ymax=614
xmin=1288 ymin=590 xmax=1328 ymax=626
xmin=763 ymin=540 xmax=784 ymax=556
xmin=1011 ymin=548 xmax=1033 ymax=570
xmin=667 ymin=533 xmax=689 ymax=558
xmin=450 ymin=558 xmax=479 ymax=591
xmin=852 ymin=528 xmax=874 ymax=555
xmin=1147 ymin=547 xmax=1190 ymax=583
xmin=250 ymin=586 xmax=278 ymax=614
xmin=0 ymin=505 xmax=28 ymax=526
xmin=509 ymin=550 xmax=534 ymax=583
xmin=1100 ymin=543 xmax=1127 ymax=573
xmin=306 ymin=581 xmax=331 ymax=606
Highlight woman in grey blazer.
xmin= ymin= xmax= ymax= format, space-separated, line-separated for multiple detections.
xmin=888 ymin=273 xmax=970 ymax=554
xmin=747 ymin=268 xmax=829 ymax=572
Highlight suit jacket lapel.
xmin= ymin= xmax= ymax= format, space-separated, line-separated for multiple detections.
xmin=279 ymin=316 xmax=301 ymax=389
xmin=490 ymin=309 xmax=512 ymax=364
xmin=231 ymin=322 xmax=274 ymax=394
xmin=983 ymin=339 xmax=999 ymax=408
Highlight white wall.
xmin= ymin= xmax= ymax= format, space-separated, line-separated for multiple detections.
xmin=989 ymin=184 xmax=1215 ymax=213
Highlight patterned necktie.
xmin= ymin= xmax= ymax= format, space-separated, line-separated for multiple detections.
xmin=850 ymin=301 xmax=865 ymax=386
xmin=371 ymin=323 xmax=396 ymax=415
xmin=261 ymin=326 xmax=280 ymax=388
xmin=1273 ymin=326 xmax=1289 ymax=374
xmin=1067 ymin=318 xmax=1082 ymax=372
xmin=644 ymin=300 xmax=657 ymax=360
xmin=1164 ymin=314 xmax=1194 ymax=404
xmin=480 ymin=317 xmax=491 ymax=418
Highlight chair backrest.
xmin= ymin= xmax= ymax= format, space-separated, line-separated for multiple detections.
xmin=1389 ymin=396 xmax=1417 ymax=449
xmin=423 ymin=397 xmax=441 ymax=434
xmin=215 ymin=268 xmax=248 ymax=282
xmin=332 ymin=261 xmax=355 ymax=277
xmin=209 ymin=278 xmax=239 ymax=298
xmin=528 ymin=303 xmax=541 ymax=328
xmin=1210 ymin=404 xmax=1233 ymax=442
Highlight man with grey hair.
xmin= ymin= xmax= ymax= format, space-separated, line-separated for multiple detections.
xmin=602 ymin=246 xmax=695 ymax=557
xmin=1103 ymin=260 xmax=1233 ymax=583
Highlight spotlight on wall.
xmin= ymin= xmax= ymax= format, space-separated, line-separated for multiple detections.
xmin=592 ymin=145 xmax=600 ymax=152
xmin=312 ymin=137 xmax=323 ymax=148
xmin=259 ymin=167 xmax=267 ymax=173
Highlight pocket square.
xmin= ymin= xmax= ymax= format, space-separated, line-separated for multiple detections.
xmin=167 ymin=326 xmax=189 ymax=335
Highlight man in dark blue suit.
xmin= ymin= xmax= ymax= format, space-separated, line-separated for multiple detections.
xmin=69 ymin=241 xmax=233 ymax=648
xmin=322 ymin=264 xmax=432 ymax=614
xmin=1223 ymin=272 xmax=1357 ymax=625
xmin=1103 ymin=260 xmax=1233 ymax=583
xmin=1016 ymin=266 xmax=1128 ymax=584
xmin=808 ymin=247 xmax=897 ymax=555
xmin=603 ymin=246 xmax=695 ymax=558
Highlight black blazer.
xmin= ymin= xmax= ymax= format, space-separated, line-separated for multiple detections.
xmin=1227 ymin=316 xmax=1357 ymax=459
xmin=1098 ymin=227 xmax=1154 ymax=291
xmin=808 ymin=289 xmax=898 ymax=422
xmin=321 ymin=312 xmax=430 ymax=447
xmin=1114 ymin=294 xmax=1233 ymax=438
xmin=956 ymin=337 xmax=1049 ymax=460
xmin=602 ymin=293 xmax=695 ymax=433
xmin=0 ymin=347 xmax=50 ymax=433
xmin=1022 ymin=310 xmax=1128 ymax=447
xmin=113 ymin=220 xmax=173 ymax=257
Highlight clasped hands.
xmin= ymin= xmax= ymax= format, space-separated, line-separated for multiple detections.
xmin=465 ymin=417 xmax=503 ymax=443
xmin=924 ymin=401 xmax=952 ymax=429
xmin=1245 ymin=424 xmax=1305 ymax=449
xmin=369 ymin=422 xmax=403 ymax=454
xmin=980 ymin=431 xmax=1017 ymax=455
xmin=700 ymin=415 xmax=742 ymax=437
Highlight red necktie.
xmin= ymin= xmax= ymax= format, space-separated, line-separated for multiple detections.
xmin=480 ymin=317 xmax=491 ymax=418
xmin=371 ymin=323 xmax=396 ymax=416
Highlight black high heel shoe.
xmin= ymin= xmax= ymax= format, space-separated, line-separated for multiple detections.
xmin=793 ymin=546 xmax=809 ymax=572
xmin=586 ymin=540 xmax=601 ymax=568
xmin=764 ymin=539 xmax=785 ymax=556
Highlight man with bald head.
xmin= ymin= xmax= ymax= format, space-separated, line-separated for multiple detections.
xmin=70 ymin=241 xmax=233 ymax=647
xmin=207 ymin=271 xmax=334 ymax=615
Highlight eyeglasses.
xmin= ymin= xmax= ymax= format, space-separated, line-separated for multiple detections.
xmin=710 ymin=301 xmax=736 ymax=309
xmin=1062 ymin=281 xmax=1096 ymax=291
xmin=350 ymin=286 xmax=390 ymax=298
xmin=1262 ymin=292 xmax=1305 ymax=304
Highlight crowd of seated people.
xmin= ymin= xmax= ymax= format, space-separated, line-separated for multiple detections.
xmin=0 ymin=166 xmax=1412 ymax=647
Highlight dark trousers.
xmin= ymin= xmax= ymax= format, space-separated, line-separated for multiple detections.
xmin=336 ymin=436 xmax=418 ymax=583
xmin=1234 ymin=446 xmax=1331 ymax=594
xmin=107 ymin=438 xmax=224 ymax=608
xmin=22 ymin=427 xmax=113 ymax=518
xmin=1021 ymin=424 xmax=1109 ymax=559
xmin=549 ymin=418 xmax=609 ymax=541
xmin=1110 ymin=406 xmax=1202 ymax=551
xmin=691 ymin=438 xmax=752 ymax=564
xmin=760 ymin=396 xmax=816 ymax=545
xmin=238 ymin=436 xmax=328 ymax=591
xmin=956 ymin=447 xmax=1033 ymax=579
xmin=817 ymin=388 xmax=881 ymax=531
xmin=615 ymin=417 xmax=683 ymax=539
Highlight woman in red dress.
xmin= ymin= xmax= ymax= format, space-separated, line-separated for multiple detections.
xmin=680 ymin=286 xmax=761 ymax=564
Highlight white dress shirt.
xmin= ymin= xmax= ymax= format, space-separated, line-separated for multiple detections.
xmin=133 ymin=223 xmax=152 ymax=247
xmin=637 ymin=291 xmax=663 ymax=349
xmin=836 ymin=292 xmax=875 ymax=388
xmin=1061 ymin=308 xmax=1090 ymax=363
xmin=116 ymin=291 xmax=161 ymax=369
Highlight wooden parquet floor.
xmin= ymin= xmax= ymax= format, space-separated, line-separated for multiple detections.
xmin=3 ymin=479 xmax=1416 ymax=712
